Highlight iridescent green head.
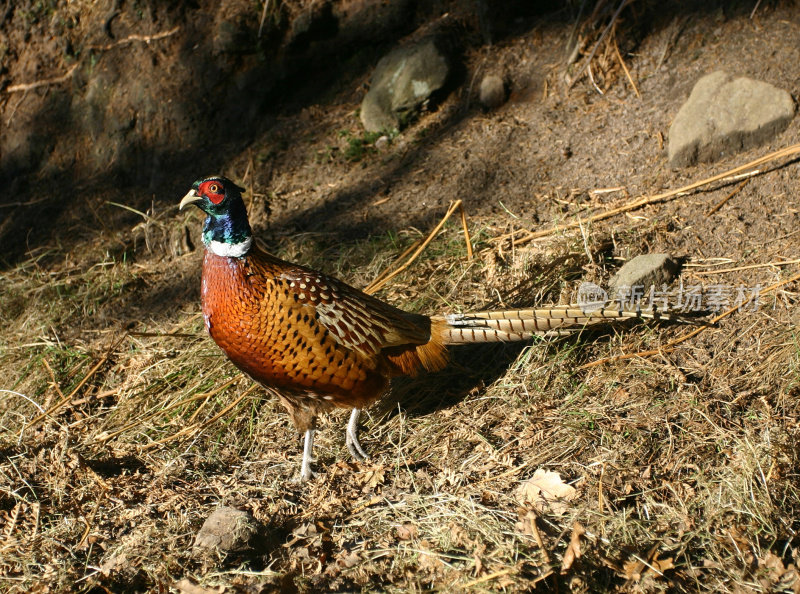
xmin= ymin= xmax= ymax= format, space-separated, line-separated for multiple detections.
xmin=180 ymin=175 xmax=252 ymax=257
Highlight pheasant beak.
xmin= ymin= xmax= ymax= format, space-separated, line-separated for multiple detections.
xmin=179 ymin=189 xmax=201 ymax=210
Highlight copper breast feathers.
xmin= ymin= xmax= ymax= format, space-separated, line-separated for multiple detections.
xmin=199 ymin=246 xmax=432 ymax=406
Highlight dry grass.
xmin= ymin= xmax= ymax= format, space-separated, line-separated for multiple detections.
xmin=1 ymin=206 xmax=798 ymax=593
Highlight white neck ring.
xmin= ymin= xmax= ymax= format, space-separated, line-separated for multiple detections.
xmin=207 ymin=236 xmax=252 ymax=258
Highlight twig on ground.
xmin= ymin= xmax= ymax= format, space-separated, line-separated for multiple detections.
xmin=462 ymin=568 xmax=515 ymax=588
xmin=706 ymin=178 xmax=749 ymax=216
xmin=612 ymin=32 xmax=640 ymax=98
xmin=0 ymin=197 xmax=52 ymax=209
xmin=41 ymin=358 xmax=64 ymax=411
xmin=587 ymin=62 xmax=604 ymax=95
xmin=188 ymin=376 xmax=242 ymax=423
xmin=87 ymin=25 xmax=179 ymax=51
xmin=76 ymin=479 xmax=109 ymax=549
xmin=365 ymin=200 xmax=470 ymax=295
xmin=20 ymin=334 xmax=127 ymax=437
xmin=654 ymin=16 xmax=683 ymax=72
xmin=365 ymin=238 xmax=422 ymax=290
xmin=458 ymin=201 xmax=474 ymax=260
xmin=258 ymin=0 xmax=271 ymax=38
xmin=692 ymin=259 xmax=800 ymax=276
xmin=347 ymin=496 xmax=383 ymax=518
xmin=567 ymin=0 xmax=632 ymax=89
xmin=493 ymin=143 xmax=800 ymax=249
xmin=6 ymin=63 xmax=79 ymax=94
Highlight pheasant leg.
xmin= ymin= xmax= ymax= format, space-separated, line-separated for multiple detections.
xmin=300 ymin=428 xmax=316 ymax=481
xmin=346 ymin=408 xmax=369 ymax=462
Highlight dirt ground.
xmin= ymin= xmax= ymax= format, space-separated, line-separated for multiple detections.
xmin=1 ymin=1 xmax=800 ymax=592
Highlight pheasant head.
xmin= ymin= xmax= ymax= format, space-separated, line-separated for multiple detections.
xmin=180 ymin=175 xmax=253 ymax=258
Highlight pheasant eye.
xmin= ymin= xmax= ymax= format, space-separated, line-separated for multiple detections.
xmin=203 ymin=181 xmax=225 ymax=204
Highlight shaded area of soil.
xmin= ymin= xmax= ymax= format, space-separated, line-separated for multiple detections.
xmin=1 ymin=1 xmax=778 ymax=270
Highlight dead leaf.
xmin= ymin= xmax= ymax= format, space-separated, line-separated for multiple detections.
xmin=784 ymin=566 xmax=800 ymax=593
xmin=760 ymin=552 xmax=800 ymax=592
xmin=395 ymin=523 xmax=418 ymax=541
xmin=448 ymin=522 xmax=471 ymax=548
xmin=611 ymin=387 xmax=631 ymax=404
xmin=724 ymin=526 xmax=756 ymax=566
xmin=473 ymin=542 xmax=486 ymax=576
xmin=174 ymin=578 xmax=224 ymax=594
xmin=418 ymin=540 xmax=445 ymax=573
xmin=516 ymin=510 xmax=551 ymax=564
xmin=621 ymin=545 xmax=674 ymax=582
xmin=99 ymin=552 xmax=127 ymax=576
xmin=763 ymin=551 xmax=786 ymax=574
xmin=480 ymin=490 xmax=496 ymax=505
xmin=560 ymin=522 xmax=585 ymax=574
xmin=496 ymin=576 xmax=517 ymax=588
xmin=516 ymin=510 xmax=537 ymax=538
xmin=284 ymin=522 xmax=318 ymax=548
xmin=622 ymin=557 xmax=645 ymax=582
xmin=293 ymin=522 xmax=317 ymax=538
xmin=336 ymin=550 xmax=361 ymax=569
xmin=360 ymin=465 xmax=386 ymax=490
xmin=651 ymin=553 xmax=674 ymax=573
xmin=517 ymin=469 xmax=578 ymax=516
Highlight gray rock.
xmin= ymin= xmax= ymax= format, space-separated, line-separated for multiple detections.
xmin=479 ymin=74 xmax=507 ymax=109
xmin=668 ymin=71 xmax=795 ymax=167
xmin=360 ymin=38 xmax=451 ymax=132
xmin=193 ymin=506 xmax=259 ymax=555
xmin=609 ymin=254 xmax=681 ymax=298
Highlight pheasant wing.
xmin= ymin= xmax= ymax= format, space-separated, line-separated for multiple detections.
xmin=276 ymin=267 xmax=432 ymax=358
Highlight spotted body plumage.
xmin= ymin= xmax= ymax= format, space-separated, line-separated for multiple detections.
xmin=200 ymin=246 xmax=443 ymax=432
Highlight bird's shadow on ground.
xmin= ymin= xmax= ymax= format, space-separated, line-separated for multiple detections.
xmin=377 ymin=340 xmax=541 ymax=420
xmin=375 ymin=319 xmax=662 ymax=422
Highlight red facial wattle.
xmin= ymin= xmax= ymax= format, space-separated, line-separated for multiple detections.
xmin=198 ymin=180 xmax=225 ymax=205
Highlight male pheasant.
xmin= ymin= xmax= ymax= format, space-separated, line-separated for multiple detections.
xmin=181 ymin=175 xmax=661 ymax=480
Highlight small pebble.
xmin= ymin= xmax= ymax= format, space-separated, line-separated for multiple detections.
xmin=374 ymin=135 xmax=390 ymax=151
xmin=479 ymin=74 xmax=507 ymax=109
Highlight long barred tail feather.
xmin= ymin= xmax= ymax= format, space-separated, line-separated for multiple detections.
xmin=408 ymin=301 xmax=705 ymax=374
xmin=431 ymin=302 xmax=692 ymax=345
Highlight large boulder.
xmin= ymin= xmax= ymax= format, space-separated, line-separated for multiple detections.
xmin=608 ymin=254 xmax=681 ymax=298
xmin=360 ymin=37 xmax=452 ymax=132
xmin=668 ymin=71 xmax=795 ymax=167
